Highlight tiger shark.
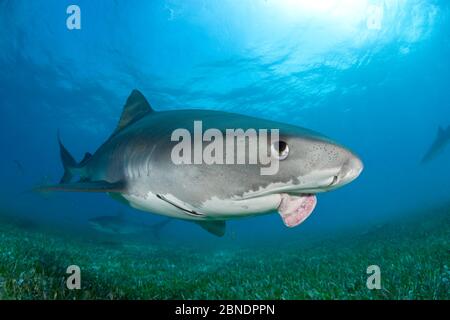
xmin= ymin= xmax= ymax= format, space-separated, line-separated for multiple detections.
xmin=88 ymin=212 xmax=171 ymax=238
xmin=37 ymin=90 xmax=363 ymax=236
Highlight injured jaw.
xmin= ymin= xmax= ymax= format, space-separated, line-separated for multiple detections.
xmin=277 ymin=194 xmax=317 ymax=227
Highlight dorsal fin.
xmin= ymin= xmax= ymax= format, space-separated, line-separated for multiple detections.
xmin=114 ymin=90 xmax=153 ymax=134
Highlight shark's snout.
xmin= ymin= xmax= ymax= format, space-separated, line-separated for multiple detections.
xmin=338 ymin=155 xmax=363 ymax=186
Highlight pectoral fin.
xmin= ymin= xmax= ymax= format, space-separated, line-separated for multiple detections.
xmin=195 ymin=220 xmax=226 ymax=237
xmin=34 ymin=180 xmax=125 ymax=193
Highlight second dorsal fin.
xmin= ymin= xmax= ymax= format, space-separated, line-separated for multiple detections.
xmin=114 ymin=90 xmax=154 ymax=134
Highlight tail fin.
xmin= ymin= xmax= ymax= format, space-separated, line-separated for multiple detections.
xmin=58 ymin=132 xmax=91 ymax=183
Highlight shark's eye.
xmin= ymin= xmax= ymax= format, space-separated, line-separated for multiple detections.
xmin=272 ymin=140 xmax=289 ymax=160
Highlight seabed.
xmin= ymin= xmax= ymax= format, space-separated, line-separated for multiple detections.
xmin=0 ymin=203 xmax=448 ymax=300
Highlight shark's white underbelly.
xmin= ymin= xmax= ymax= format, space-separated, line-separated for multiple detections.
xmin=122 ymin=191 xmax=282 ymax=221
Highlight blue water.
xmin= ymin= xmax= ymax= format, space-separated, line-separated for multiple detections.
xmin=0 ymin=0 xmax=449 ymax=245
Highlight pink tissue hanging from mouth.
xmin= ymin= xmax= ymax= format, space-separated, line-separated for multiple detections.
xmin=277 ymin=194 xmax=317 ymax=227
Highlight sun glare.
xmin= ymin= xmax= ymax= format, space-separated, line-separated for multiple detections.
xmin=273 ymin=0 xmax=372 ymax=23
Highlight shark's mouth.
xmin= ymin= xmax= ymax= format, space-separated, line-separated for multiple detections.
xmin=277 ymin=193 xmax=317 ymax=227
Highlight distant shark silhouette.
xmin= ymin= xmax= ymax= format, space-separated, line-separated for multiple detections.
xmin=421 ymin=126 xmax=450 ymax=164
xmin=88 ymin=212 xmax=171 ymax=239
